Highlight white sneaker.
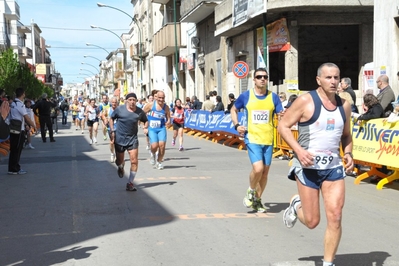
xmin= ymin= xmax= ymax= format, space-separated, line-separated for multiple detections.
xmin=28 ymin=144 xmax=35 ymax=149
xmin=110 ymin=154 xmax=115 ymax=163
xmin=283 ymin=194 xmax=301 ymax=228
xmin=93 ymin=137 xmax=97 ymax=143
xmin=150 ymin=153 xmax=156 ymax=165
xmin=89 ymin=139 xmax=93 ymax=145
xmin=156 ymin=162 xmax=164 ymax=170
xmin=146 ymin=144 xmax=150 ymax=150
xmin=81 ymin=130 xmax=84 ymax=134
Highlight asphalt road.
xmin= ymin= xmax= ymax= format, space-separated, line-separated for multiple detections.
xmin=0 ymin=121 xmax=398 ymax=266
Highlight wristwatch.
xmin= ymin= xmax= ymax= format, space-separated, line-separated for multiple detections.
xmin=344 ymin=152 xmax=353 ymax=158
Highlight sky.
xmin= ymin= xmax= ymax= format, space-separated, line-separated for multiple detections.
xmin=18 ymin=0 xmax=134 ymax=85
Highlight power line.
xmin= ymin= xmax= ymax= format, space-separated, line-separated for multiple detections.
xmin=48 ymin=47 xmax=112 ymax=49
xmin=40 ymin=26 xmax=129 ymax=31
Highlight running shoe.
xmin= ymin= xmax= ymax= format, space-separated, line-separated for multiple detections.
xmin=81 ymin=130 xmax=84 ymax=134
xmin=8 ymin=169 xmax=27 ymax=175
xmin=150 ymin=153 xmax=156 ymax=165
xmin=28 ymin=144 xmax=35 ymax=149
xmin=110 ymin=154 xmax=115 ymax=163
xmin=156 ymin=162 xmax=164 ymax=170
xmin=243 ymin=188 xmax=256 ymax=208
xmin=171 ymin=139 xmax=175 ymax=146
xmin=89 ymin=139 xmax=93 ymax=145
xmin=252 ymin=199 xmax=267 ymax=213
xmin=126 ymin=182 xmax=137 ymax=191
xmin=146 ymin=144 xmax=150 ymax=150
xmin=117 ymin=165 xmax=124 ymax=178
xmin=103 ymin=135 xmax=107 ymax=141
xmin=283 ymin=194 xmax=300 ymax=228
xmin=93 ymin=137 xmax=97 ymax=144
xmin=179 ymin=146 xmax=184 ymax=151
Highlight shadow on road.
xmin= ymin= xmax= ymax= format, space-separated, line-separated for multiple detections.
xmin=299 ymin=251 xmax=391 ymax=266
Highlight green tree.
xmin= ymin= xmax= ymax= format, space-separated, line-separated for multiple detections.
xmin=0 ymin=48 xmax=50 ymax=99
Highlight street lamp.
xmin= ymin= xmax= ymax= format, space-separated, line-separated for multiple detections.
xmin=81 ymin=62 xmax=99 ymax=72
xmin=86 ymin=43 xmax=110 ymax=54
xmin=84 ymin=55 xmax=102 ymax=62
xmin=80 ymin=68 xmax=97 ymax=76
xmin=90 ymin=24 xmax=127 ymax=95
xmin=96 ymin=2 xmax=144 ymax=97
xmin=82 ymin=61 xmax=102 ymax=94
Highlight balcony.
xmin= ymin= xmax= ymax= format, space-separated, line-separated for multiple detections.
xmin=181 ymin=1 xmax=220 ymax=23
xmin=153 ymin=23 xmax=182 ymax=57
xmin=4 ymin=0 xmax=20 ymax=20
xmin=20 ymin=47 xmax=32 ymax=59
xmin=151 ymin=0 xmax=169 ymax=5
xmin=130 ymin=42 xmax=148 ymax=60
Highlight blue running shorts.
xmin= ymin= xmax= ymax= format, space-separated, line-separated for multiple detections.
xmin=246 ymin=143 xmax=273 ymax=166
xmin=288 ymin=158 xmax=345 ymax=189
xmin=148 ymin=127 xmax=167 ymax=144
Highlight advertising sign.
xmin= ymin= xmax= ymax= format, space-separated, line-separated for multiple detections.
xmin=257 ymin=18 xmax=290 ymax=53
xmin=232 ymin=0 xmax=267 ymax=28
xmin=352 ymin=118 xmax=398 ymax=168
xmin=36 ymin=64 xmax=47 ymax=75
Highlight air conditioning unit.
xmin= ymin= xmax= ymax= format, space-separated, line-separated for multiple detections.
xmin=191 ymin=37 xmax=200 ymax=49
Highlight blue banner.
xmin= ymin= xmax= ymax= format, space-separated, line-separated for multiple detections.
xmin=184 ymin=110 xmax=246 ymax=135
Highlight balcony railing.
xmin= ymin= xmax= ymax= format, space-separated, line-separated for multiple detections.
xmin=153 ymin=23 xmax=181 ymax=57
xmin=4 ymin=0 xmax=20 ymax=20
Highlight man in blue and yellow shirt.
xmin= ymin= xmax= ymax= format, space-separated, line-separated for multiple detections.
xmin=231 ymin=68 xmax=283 ymax=213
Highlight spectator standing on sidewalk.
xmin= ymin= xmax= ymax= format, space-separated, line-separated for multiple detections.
xmin=50 ymin=98 xmax=60 ymax=135
xmin=230 ymin=67 xmax=284 ymax=213
xmin=202 ymin=95 xmax=214 ymax=112
xmin=225 ymin=93 xmax=236 ymax=114
xmin=212 ymin=95 xmax=225 ymax=112
xmin=33 ymin=93 xmax=56 ymax=143
xmin=60 ymin=99 xmax=69 ymax=125
xmin=340 ymin=77 xmax=356 ymax=106
xmin=8 ymin=87 xmax=36 ymax=175
xmin=278 ymin=63 xmax=354 ymax=266
xmin=109 ymin=93 xmax=148 ymax=191
xmin=376 ymin=74 xmax=395 ymax=117
xmin=23 ymin=99 xmax=35 ymax=149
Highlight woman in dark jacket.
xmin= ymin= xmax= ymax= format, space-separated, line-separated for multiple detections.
xmin=212 ymin=95 xmax=225 ymax=112
xmin=356 ymin=94 xmax=384 ymax=121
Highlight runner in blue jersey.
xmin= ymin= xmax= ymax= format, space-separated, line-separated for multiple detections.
xmin=143 ymin=90 xmax=171 ymax=170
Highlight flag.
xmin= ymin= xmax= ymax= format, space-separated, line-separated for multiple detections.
xmin=257 ymin=46 xmax=266 ymax=69
xmin=123 ymin=81 xmax=128 ymax=96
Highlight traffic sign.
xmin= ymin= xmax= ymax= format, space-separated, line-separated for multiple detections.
xmin=232 ymin=61 xmax=249 ymax=79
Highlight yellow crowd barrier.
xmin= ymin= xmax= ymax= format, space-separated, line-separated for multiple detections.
xmin=273 ymin=117 xmax=399 ymax=190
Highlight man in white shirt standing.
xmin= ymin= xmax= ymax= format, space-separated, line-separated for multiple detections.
xmin=8 ymin=88 xmax=36 ymax=175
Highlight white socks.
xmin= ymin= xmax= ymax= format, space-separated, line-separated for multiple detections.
xmin=129 ymin=171 xmax=136 ymax=183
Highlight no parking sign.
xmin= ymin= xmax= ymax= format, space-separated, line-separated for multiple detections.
xmin=232 ymin=61 xmax=249 ymax=79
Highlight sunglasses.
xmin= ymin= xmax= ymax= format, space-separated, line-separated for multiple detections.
xmin=255 ymin=75 xmax=269 ymax=80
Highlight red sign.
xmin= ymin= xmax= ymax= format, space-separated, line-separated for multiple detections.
xmin=36 ymin=74 xmax=45 ymax=84
xmin=232 ymin=61 xmax=249 ymax=78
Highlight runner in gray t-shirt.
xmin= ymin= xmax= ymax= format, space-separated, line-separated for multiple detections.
xmin=109 ymin=93 xmax=148 ymax=191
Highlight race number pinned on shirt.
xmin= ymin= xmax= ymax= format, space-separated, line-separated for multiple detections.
xmin=306 ymin=152 xmax=341 ymax=170
xmin=252 ymin=110 xmax=270 ymax=124
xmin=150 ymin=121 xmax=161 ymax=128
